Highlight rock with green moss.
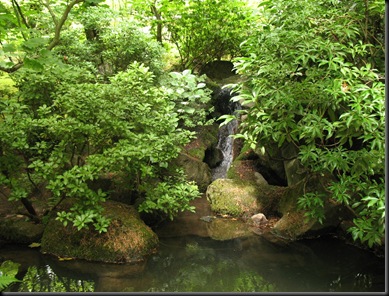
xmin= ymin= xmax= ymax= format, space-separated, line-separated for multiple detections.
xmin=207 ymin=218 xmax=253 ymax=240
xmin=271 ymin=174 xmax=355 ymax=240
xmin=206 ymin=179 xmax=276 ymax=218
xmin=0 ymin=215 xmax=44 ymax=244
xmin=183 ymin=124 xmax=219 ymax=160
xmin=40 ymin=200 xmax=159 ymax=263
xmin=171 ymin=124 xmax=219 ymax=192
xmin=172 ymin=153 xmax=212 ymax=192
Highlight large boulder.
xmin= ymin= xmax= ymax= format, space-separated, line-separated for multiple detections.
xmin=230 ymin=140 xmax=288 ymax=186
xmin=183 ymin=124 xmax=219 ymax=160
xmin=206 ymin=178 xmax=279 ymax=218
xmin=271 ymin=173 xmax=355 ymax=240
xmin=41 ymin=200 xmax=159 ymax=263
xmin=173 ymin=153 xmax=212 ymax=192
xmin=281 ymin=142 xmax=308 ymax=186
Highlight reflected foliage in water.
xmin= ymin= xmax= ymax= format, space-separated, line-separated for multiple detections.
xmin=18 ymin=265 xmax=94 ymax=292
xmin=146 ymin=239 xmax=276 ymax=292
xmin=0 ymin=235 xmax=384 ymax=292
xmin=234 ymin=271 xmax=276 ymax=292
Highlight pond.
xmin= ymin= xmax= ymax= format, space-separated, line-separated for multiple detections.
xmin=0 ymin=224 xmax=385 ymax=292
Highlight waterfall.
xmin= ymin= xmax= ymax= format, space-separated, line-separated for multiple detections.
xmin=211 ymin=118 xmax=238 ymax=180
xmin=211 ymin=89 xmax=241 ymax=181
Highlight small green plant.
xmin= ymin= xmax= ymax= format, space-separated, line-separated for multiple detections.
xmin=297 ymin=192 xmax=326 ymax=225
xmin=138 ymin=171 xmax=201 ymax=221
xmin=0 ymin=260 xmax=21 ymax=291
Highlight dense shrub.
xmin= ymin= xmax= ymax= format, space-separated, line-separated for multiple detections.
xmin=225 ymin=0 xmax=385 ymax=247
xmin=1 ymin=61 xmax=212 ymax=232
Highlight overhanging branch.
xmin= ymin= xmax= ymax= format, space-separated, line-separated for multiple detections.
xmin=46 ymin=0 xmax=84 ymax=50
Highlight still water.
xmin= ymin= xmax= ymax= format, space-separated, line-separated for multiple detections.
xmin=0 ymin=233 xmax=385 ymax=292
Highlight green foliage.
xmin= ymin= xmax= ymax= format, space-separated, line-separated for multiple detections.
xmin=161 ymin=69 xmax=214 ymax=127
xmin=297 ymin=192 xmax=326 ymax=225
xmin=0 ymin=260 xmax=21 ymax=291
xmin=55 ymin=6 xmax=165 ymax=78
xmin=131 ymin=0 xmax=254 ymax=70
xmin=138 ymin=171 xmax=201 ymax=220
xmin=228 ymin=0 xmax=385 ymax=247
xmin=1 ymin=60 xmax=212 ymax=232
xmin=0 ymin=0 xmax=86 ymax=72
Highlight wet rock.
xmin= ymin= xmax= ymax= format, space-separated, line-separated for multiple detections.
xmin=210 ymin=86 xmax=239 ymax=116
xmin=250 ymin=213 xmax=268 ymax=226
xmin=204 ymin=147 xmax=223 ymax=169
xmin=41 ymin=200 xmax=159 ymax=263
xmin=200 ymin=215 xmax=217 ymax=223
xmin=170 ymin=124 xmax=219 ymax=192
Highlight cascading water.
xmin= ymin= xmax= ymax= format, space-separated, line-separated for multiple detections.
xmin=211 ymin=89 xmax=241 ymax=180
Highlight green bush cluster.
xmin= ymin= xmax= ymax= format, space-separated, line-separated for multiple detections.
xmin=131 ymin=0 xmax=254 ymax=70
xmin=226 ymin=0 xmax=385 ymax=247
xmin=1 ymin=60 xmax=211 ymax=232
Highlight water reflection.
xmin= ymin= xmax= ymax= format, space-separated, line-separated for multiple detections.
xmin=0 ymin=235 xmax=385 ymax=292
xmin=18 ymin=265 xmax=94 ymax=292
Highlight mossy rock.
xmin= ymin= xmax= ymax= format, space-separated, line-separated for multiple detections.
xmin=271 ymin=174 xmax=355 ymax=240
xmin=227 ymin=159 xmax=261 ymax=183
xmin=171 ymin=153 xmax=212 ymax=192
xmin=206 ymin=179 xmax=277 ymax=217
xmin=40 ymin=200 xmax=159 ymax=263
xmin=207 ymin=218 xmax=253 ymax=240
xmin=182 ymin=124 xmax=219 ymax=160
xmin=0 ymin=215 xmax=44 ymax=244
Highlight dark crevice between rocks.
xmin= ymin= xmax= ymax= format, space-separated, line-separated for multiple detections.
xmin=253 ymin=161 xmax=288 ymax=187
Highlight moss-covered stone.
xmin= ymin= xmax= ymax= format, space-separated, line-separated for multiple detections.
xmin=0 ymin=215 xmax=44 ymax=244
xmin=40 ymin=200 xmax=159 ymax=263
xmin=206 ymin=179 xmax=276 ymax=217
xmin=172 ymin=153 xmax=212 ymax=192
xmin=182 ymin=124 xmax=219 ymax=160
xmin=207 ymin=218 xmax=253 ymax=240
xmin=169 ymin=124 xmax=219 ymax=192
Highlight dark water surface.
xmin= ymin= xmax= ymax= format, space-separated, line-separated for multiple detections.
xmin=0 ymin=233 xmax=385 ymax=292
